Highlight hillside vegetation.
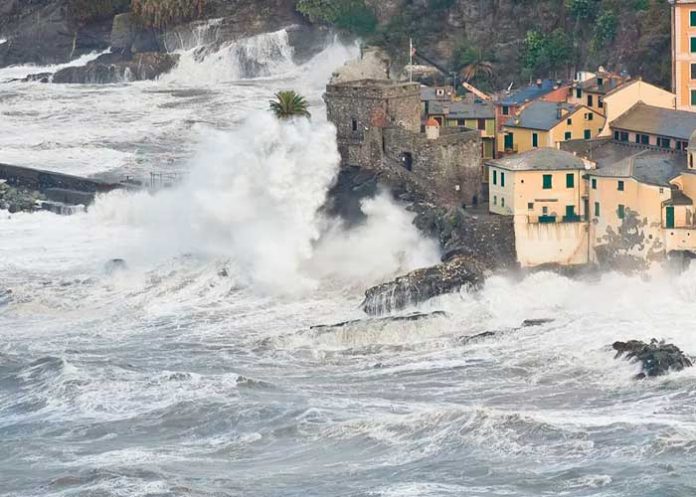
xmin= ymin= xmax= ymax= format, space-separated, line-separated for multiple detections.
xmin=296 ymin=0 xmax=672 ymax=90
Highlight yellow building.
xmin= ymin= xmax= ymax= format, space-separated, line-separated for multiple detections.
xmin=671 ymin=0 xmax=696 ymax=110
xmin=568 ymin=70 xmax=630 ymax=115
xmin=486 ymin=148 xmax=596 ymax=267
xmin=426 ymin=100 xmax=496 ymax=159
xmin=597 ymin=80 xmax=677 ymax=137
xmin=499 ymin=101 xmax=606 ymax=155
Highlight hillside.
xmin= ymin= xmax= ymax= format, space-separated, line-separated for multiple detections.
xmin=0 ymin=0 xmax=673 ymax=91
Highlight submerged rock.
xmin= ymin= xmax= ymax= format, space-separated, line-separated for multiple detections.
xmin=104 ymin=259 xmax=127 ymax=274
xmin=613 ymin=339 xmax=693 ymax=379
xmin=311 ymin=311 xmax=447 ymax=331
xmin=361 ymin=255 xmax=484 ymax=315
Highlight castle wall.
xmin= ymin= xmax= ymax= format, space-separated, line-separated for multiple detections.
xmin=383 ymin=127 xmax=482 ymax=206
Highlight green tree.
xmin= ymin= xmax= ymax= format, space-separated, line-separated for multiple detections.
xmin=296 ymin=0 xmax=377 ymax=36
xmin=269 ymin=91 xmax=311 ymax=120
xmin=594 ymin=10 xmax=618 ymax=47
xmin=456 ymin=47 xmax=495 ymax=83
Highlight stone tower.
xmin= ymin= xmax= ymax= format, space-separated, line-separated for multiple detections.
xmin=324 ymin=80 xmax=421 ymax=168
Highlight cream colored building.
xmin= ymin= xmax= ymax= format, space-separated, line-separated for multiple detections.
xmin=487 ymin=148 xmax=596 ymax=267
xmin=500 ymin=101 xmax=606 ymax=155
xmin=671 ymin=0 xmax=696 ymax=110
xmin=597 ymin=80 xmax=677 ymax=137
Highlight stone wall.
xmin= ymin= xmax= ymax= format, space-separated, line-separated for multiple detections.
xmin=0 ymin=163 xmax=122 ymax=194
xmin=383 ymin=127 xmax=482 ymax=207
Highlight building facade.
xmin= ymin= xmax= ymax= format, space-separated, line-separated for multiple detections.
xmin=671 ymin=0 xmax=696 ymax=110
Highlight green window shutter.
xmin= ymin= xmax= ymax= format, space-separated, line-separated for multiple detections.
xmin=543 ymin=174 xmax=552 ymax=189
xmin=618 ymin=204 xmax=625 ymax=219
xmin=666 ymin=206 xmax=675 ymax=229
xmin=493 ymin=170 xmax=497 ymax=185
xmin=564 ymin=132 xmax=572 ymax=141
xmin=691 ymin=11 xmax=696 ymax=27
xmin=566 ymin=173 xmax=574 ymax=188
xmin=691 ymin=37 xmax=696 ymax=53
xmin=501 ymin=172 xmax=505 ymax=187
xmin=592 ymin=178 xmax=597 ymax=189
xmin=594 ymin=202 xmax=600 ymax=217
xmin=691 ymin=63 xmax=696 ymax=80
xmin=618 ymin=180 xmax=624 ymax=191
xmin=584 ymin=129 xmax=591 ymax=140
xmin=691 ymin=90 xmax=696 ymax=106
xmin=532 ymin=133 xmax=538 ymax=148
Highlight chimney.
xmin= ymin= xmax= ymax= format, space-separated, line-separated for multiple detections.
xmin=425 ymin=118 xmax=440 ymax=140
xmin=557 ymin=103 xmax=563 ymax=120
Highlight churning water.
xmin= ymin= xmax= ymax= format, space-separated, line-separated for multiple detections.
xmin=1 ymin=28 xmax=696 ymax=497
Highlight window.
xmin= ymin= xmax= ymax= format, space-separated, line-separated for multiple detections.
xmin=691 ymin=63 xmax=696 ymax=80
xmin=691 ymin=11 xmax=696 ymax=27
xmin=528 ymin=202 xmax=534 ymax=210
xmin=691 ymin=90 xmax=696 ymax=107
xmin=564 ymin=132 xmax=572 ymax=141
xmin=501 ymin=198 xmax=505 ymax=207
xmin=401 ymin=152 xmax=413 ymax=171
xmin=615 ymin=131 xmax=629 ymax=142
xmin=457 ymin=119 xmax=466 ymax=126
xmin=618 ymin=180 xmax=624 ymax=191
xmin=587 ymin=95 xmax=594 ymax=107
xmin=594 ymin=201 xmax=600 ymax=217
xmin=542 ymin=206 xmax=549 ymax=215
xmin=477 ymin=119 xmax=486 ymax=130
xmin=493 ymin=195 xmax=497 ymax=205
xmin=501 ymin=172 xmax=506 ymax=187
xmin=592 ymin=178 xmax=597 ymax=189
xmin=566 ymin=173 xmax=575 ymax=188
xmin=576 ymin=88 xmax=582 ymax=99
xmin=567 ymin=118 xmax=573 ymax=125
xmin=640 ymin=134 xmax=649 ymax=145
xmin=597 ymin=77 xmax=604 ymax=86
xmin=598 ymin=97 xmax=604 ymax=109
xmin=614 ymin=131 xmax=620 ymax=141
xmin=532 ymin=132 xmax=539 ymax=148
xmin=584 ymin=129 xmax=591 ymax=140
xmin=502 ymin=106 xmax=509 ymax=116
xmin=351 ymin=119 xmax=358 ymax=131
xmin=543 ymin=174 xmax=553 ymax=189
xmin=658 ymin=137 xmax=671 ymax=149
xmin=493 ymin=170 xmax=497 ymax=185
xmin=691 ymin=36 xmax=696 ymax=53
xmin=618 ymin=204 xmax=625 ymax=219
xmin=585 ymin=113 xmax=594 ymax=121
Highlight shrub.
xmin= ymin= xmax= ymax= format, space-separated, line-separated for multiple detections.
xmin=68 ymin=0 xmax=130 ymax=25
xmin=296 ymin=0 xmax=377 ymax=36
xmin=131 ymin=0 xmax=206 ymax=29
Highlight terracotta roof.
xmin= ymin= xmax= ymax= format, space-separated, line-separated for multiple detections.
xmin=426 ymin=117 xmax=440 ymax=127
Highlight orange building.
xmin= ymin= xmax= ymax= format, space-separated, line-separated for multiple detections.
xmin=671 ymin=0 xmax=696 ymax=110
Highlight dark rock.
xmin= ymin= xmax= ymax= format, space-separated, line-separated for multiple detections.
xmin=458 ymin=319 xmax=554 ymax=345
xmin=613 ymin=339 xmax=693 ymax=379
xmin=53 ymin=52 xmax=179 ymax=84
xmin=311 ymin=311 xmax=447 ymax=331
xmin=110 ymin=13 xmax=159 ymax=54
xmin=104 ymin=259 xmax=127 ymax=274
xmin=21 ymin=72 xmax=52 ymax=83
xmin=361 ymin=255 xmax=484 ymax=315
xmin=0 ymin=181 xmax=43 ymax=213
xmin=522 ymin=319 xmax=554 ymax=328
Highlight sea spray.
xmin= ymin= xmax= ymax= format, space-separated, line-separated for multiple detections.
xmin=89 ymin=112 xmax=439 ymax=295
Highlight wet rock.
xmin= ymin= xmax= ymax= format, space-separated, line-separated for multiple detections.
xmin=21 ymin=72 xmax=52 ymax=83
xmin=361 ymin=255 xmax=484 ymax=315
xmin=311 ymin=311 xmax=447 ymax=331
xmin=104 ymin=259 xmax=127 ymax=274
xmin=458 ymin=319 xmax=554 ymax=345
xmin=522 ymin=319 xmax=554 ymax=328
xmin=53 ymin=52 xmax=179 ymax=84
xmin=613 ymin=339 xmax=693 ymax=379
xmin=0 ymin=181 xmax=44 ymax=213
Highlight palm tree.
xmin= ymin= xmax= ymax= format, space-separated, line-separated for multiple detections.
xmin=269 ymin=90 xmax=311 ymax=120
xmin=461 ymin=57 xmax=495 ymax=83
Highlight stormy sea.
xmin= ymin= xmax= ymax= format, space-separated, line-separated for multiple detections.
xmin=1 ymin=28 xmax=695 ymax=497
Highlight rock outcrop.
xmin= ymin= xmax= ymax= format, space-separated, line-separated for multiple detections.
xmin=0 ymin=181 xmax=44 ymax=213
xmin=613 ymin=339 xmax=693 ymax=379
xmin=53 ymin=52 xmax=179 ymax=83
xmin=361 ymin=254 xmax=484 ymax=315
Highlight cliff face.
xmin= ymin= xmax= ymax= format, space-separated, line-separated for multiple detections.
xmin=363 ymin=0 xmax=671 ymax=90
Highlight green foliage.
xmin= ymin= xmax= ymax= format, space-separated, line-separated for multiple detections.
xmin=522 ymin=28 xmax=573 ymax=78
xmin=566 ymin=0 xmax=600 ymax=21
xmin=296 ymin=0 xmax=377 ymax=36
xmin=594 ymin=10 xmax=618 ymax=47
xmin=68 ymin=0 xmax=130 ymax=25
xmin=131 ymin=0 xmax=206 ymax=29
xmin=453 ymin=42 xmax=495 ymax=85
xmin=269 ymin=91 xmax=311 ymax=120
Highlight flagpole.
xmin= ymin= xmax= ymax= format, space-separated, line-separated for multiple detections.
xmin=409 ymin=38 xmax=413 ymax=83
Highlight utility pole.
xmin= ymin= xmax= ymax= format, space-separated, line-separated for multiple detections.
xmin=409 ymin=38 xmax=414 ymax=83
